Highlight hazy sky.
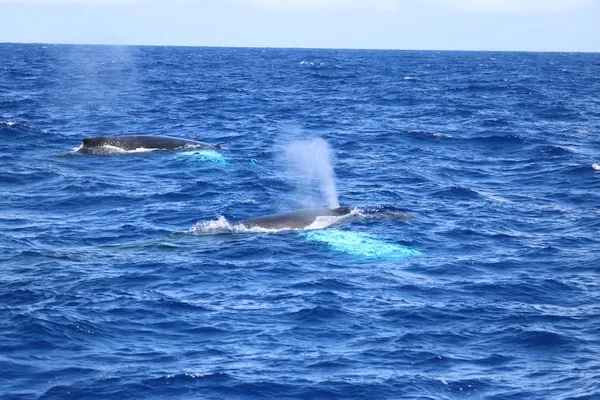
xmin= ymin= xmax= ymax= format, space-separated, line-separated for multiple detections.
xmin=0 ymin=0 xmax=599 ymax=51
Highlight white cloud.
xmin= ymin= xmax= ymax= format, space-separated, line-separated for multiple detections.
xmin=0 ymin=0 xmax=144 ymax=3
xmin=437 ymin=0 xmax=594 ymax=14
xmin=239 ymin=0 xmax=399 ymax=10
xmin=0 ymin=0 xmax=398 ymax=10
xmin=0 ymin=0 xmax=593 ymax=14
xmin=0 ymin=0 xmax=396 ymax=9
xmin=240 ymin=0 xmax=594 ymax=14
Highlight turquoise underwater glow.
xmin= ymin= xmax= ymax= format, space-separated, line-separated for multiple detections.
xmin=179 ymin=150 xmax=228 ymax=165
xmin=302 ymin=229 xmax=422 ymax=260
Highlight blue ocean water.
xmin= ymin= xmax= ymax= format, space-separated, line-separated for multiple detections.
xmin=1 ymin=43 xmax=599 ymax=399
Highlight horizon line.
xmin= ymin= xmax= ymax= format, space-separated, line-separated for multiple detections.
xmin=1 ymin=41 xmax=599 ymax=54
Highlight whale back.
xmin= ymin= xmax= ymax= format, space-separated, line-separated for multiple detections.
xmin=82 ymin=137 xmax=105 ymax=147
xmin=240 ymin=207 xmax=351 ymax=230
xmin=80 ymin=135 xmax=220 ymax=152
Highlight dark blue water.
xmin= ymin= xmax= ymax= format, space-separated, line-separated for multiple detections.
xmin=1 ymin=44 xmax=600 ymax=399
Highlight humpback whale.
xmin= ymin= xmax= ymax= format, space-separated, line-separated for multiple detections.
xmin=239 ymin=207 xmax=352 ymax=230
xmin=78 ymin=135 xmax=222 ymax=154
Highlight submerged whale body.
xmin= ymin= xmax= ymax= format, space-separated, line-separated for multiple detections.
xmin=239 ymin=207 xmax=352 ymax=230
xmin=78 ymin=135 xmax=222 ymax=154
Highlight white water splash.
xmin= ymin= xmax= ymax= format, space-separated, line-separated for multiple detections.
xmin=283 ymin=138 xmax=340 ymax=209
xmin=189 ymin=216 xmax=237 ymax=234
xmin=188 ymin=216 xmax=279 ymax=234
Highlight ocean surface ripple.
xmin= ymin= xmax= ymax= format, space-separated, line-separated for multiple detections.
xmin=1 ymin=44 xmax=599 ymax=399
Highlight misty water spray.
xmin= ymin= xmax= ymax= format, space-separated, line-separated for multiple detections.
xmin=283 ymin=137 xmax=340 ymax=209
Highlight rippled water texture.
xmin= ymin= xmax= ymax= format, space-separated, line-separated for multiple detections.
xmin=1 ymin=44 xmax=600 ymax=399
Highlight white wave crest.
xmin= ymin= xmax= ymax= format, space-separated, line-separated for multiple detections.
xmin=189 ymin=216 xmax=276 ymax=234
xmin=189 ymin=216 xmax=236 ymax=234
